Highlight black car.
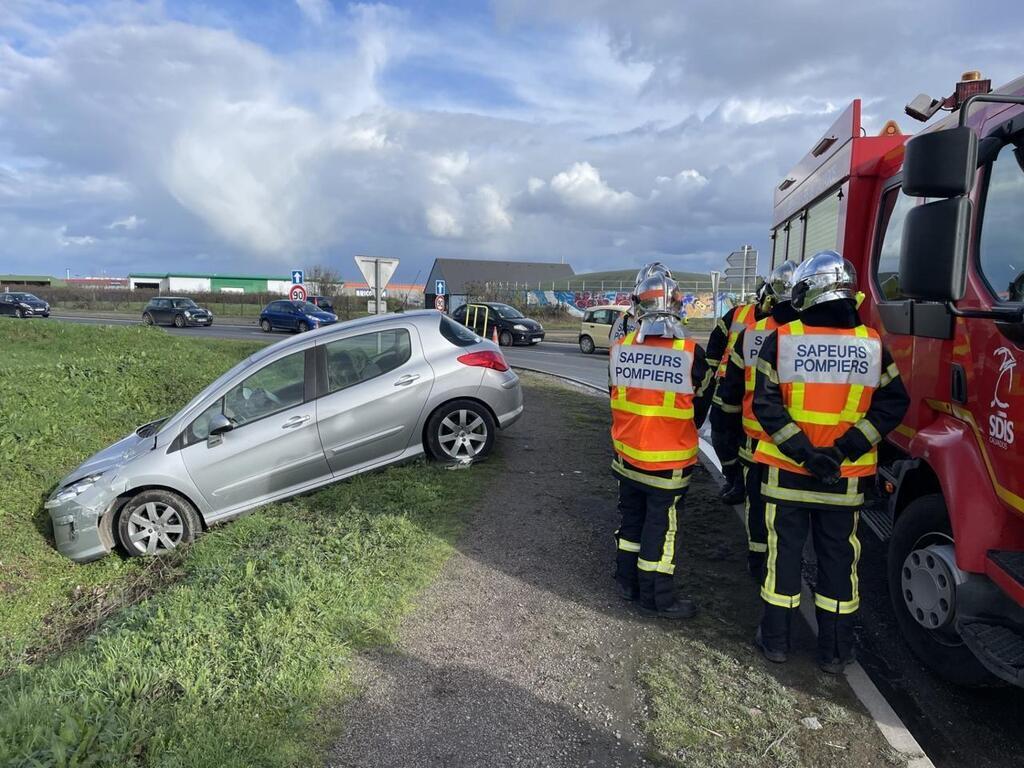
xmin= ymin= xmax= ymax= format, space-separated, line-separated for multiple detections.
xmin=452 ymin=302 xmax=545 ymax=346
xmin=0 ymin=292 xmax=50 ymax=318
xmin=308 ymin=295 xmax=335 ymax=313
xmin=142 ymin=297 xmax=213 ymax=328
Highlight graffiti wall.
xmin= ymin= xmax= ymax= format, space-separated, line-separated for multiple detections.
xmin=526 ymin=290 xmax=741 ymax=319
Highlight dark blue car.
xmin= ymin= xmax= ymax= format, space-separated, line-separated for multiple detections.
xmin=259 ymin=299 xmax=338 ymax=333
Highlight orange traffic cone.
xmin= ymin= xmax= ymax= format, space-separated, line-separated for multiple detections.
xmin=492 ymin=326 xmax=500 ymax=345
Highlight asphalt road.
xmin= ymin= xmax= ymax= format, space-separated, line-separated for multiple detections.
xmin=40 ymin=313 xmax=1024 ymax=766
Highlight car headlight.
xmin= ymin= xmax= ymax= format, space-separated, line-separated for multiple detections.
xmin=184 ymin=310 xmax=192 ymax=317
xmin=46 ymin=473 xmax=105 ymax=507
xmin=513 ymin=324 xmax=528 ymax=331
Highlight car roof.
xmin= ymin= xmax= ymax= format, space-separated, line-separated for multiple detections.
xmin=585 ymin=304 xmax=629 ymax=311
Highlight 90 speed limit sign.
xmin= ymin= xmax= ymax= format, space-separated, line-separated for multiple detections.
xmin=289 ymin=284 xmax=308 ymax=302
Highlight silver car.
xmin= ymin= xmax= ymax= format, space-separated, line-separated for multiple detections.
xmin=46 ymin=311 xmax=523 ymax=562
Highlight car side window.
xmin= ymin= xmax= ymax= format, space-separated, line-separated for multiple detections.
xmin=185 ymin=399 xmax=225 ymax=446
xmin=223 ymin=351 xmax=306 ymax=427
xmin=582 ymin=311 xmax=593 ymax=323
xmin=874 ymin=186 xmax=918 ymax=301
xmin=324 ymin=329 xmax=412 ymax=393
xmin=979 ymin=145 xmax=1024 ymax=303
xmin=594 ymin=310 xmax=612 ymax=325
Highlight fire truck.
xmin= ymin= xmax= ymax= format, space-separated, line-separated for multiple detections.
xmin=769 ymin=72 xmax=1024 ymax=687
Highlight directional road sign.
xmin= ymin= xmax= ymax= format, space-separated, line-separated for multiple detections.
xmin=355 ymin=256 xmax=400 ymax=315
xmin=726 ymin=248 xmax=757 ymax=268
xmin=724 ymin=266 xmax=751 ymax=277
xmin=435 ymin=279 xmax=447 ymax=296
xmin=291 ymin=269 xmax=304 ymax=285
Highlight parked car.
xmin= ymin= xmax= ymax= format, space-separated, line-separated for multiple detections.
xmin=142 ymin=297 xmax=213 ymax=328
xmin=578 ymin=304 xmax=629 ymax=354
xmin=0 ymin=292 xmax=50 ymax=318
xmin=452 ymin=302 xmax=544 ymax=346
xmin=259 ymin=299 xmax=337 ymax=333
xmin=47 ymin=311 xmax=523 ymax=563
xmin=308 ymin=295 xmax=335 ymax=313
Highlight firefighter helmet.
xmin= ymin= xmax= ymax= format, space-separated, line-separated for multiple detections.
xmin=634 ymin=272 xmax=685 ymax=339
xmin=634 ymin=262 xmax=672 ymax=288
xmin=766 ymin=259 xmax=798 ymax=303
xmin=791 ymin=250 xmax=857 ymax=310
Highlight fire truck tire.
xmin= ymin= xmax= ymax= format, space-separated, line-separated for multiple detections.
xmin=888 ymin=494 xmax=996 ymax=687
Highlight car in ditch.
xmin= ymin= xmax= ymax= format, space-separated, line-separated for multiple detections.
xmin=142 ymin=297 xmax=213 ymax=327
xmin=46 ymin=311 xmax=523 ymax=563
xmin=0 ymin=292 xmax=50 ymax=318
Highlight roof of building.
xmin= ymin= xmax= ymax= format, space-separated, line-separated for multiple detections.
xmin=128 ymin=272 xmax=290 ymax=280
xmin=0 ymin=274 xmax=55 ymax=283
xmin=429 ymin=258 xmax=575 ymax=293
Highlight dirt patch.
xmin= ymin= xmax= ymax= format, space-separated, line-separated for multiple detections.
xmin=325 ymin=376 xmax=900 ymax=767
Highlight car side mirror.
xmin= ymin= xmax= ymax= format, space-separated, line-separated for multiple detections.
xmin=903 ymin=126 xmax=978 ymax=198
xmin=208 ymin=413 xmax=234 ymax=437
xmin=899 ymin=197 xmax=970 ymax=302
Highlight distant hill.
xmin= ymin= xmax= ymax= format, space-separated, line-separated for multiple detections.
xmin=568 ymin=268 xmax=711 ymax=289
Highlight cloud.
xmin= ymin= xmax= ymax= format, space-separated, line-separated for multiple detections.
xmin=549 ymin=161 xmax=636 ymax=212
xmin=295 ymin=0 xmax=332 ymax=26
xmin=107 ymin=214 xmax=143 ymax=231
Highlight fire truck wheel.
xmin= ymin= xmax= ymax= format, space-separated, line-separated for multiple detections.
xmin=888 ymin=494 xmax=996 ymax=687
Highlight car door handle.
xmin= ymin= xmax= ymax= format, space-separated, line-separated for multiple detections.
xmin=394 ymin=374 xmax=420 ymax=387
xmin=282 ymin=415 xmax=311 ymax=429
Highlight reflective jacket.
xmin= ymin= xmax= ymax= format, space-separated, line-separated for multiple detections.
xmin=706 ymin=303 xmax=761 ymax=380
xmin=610 ymin=330 xmax=712 ymax=489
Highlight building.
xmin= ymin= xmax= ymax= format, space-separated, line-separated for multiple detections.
xmin=424 ymin=258 xmax=575 ymax=311
xmin=341 ymin=282 xmax=424 ymax=306
xmin=128 ymin=272 xmax=292 ymax=294
xmin=0 ymin=275 xmax=57 ymax=287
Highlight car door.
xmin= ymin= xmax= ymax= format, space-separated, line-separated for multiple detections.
xmin=156 ymin=298 xmax=173 ymax=324
xmin=314 ymin=325 xmax=434 ymax=475
xmin=178 ymin=348 xmax=331 ymax=513
xmin=580 ymin=310 xmax=597 ymax=344
xmin=592 ymin=310 xmax=614 ymax=349
xmin=0 ymin=296 xmax=12 ymax=317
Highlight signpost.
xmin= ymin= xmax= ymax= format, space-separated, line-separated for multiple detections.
xmin=289 ymin=284 xmax=308 ymax=302
xmin=723 ymin=245 xmax=758 ymax=301
xmin=434 ymin=295 xmax=446 ymax=312
xmin=355 ymin=255 xmax=399 ymax=315
xmin=291 ymin=269 xmax=304 ymax=286
xmin=709 ymin=270 xmax=721 ymax=319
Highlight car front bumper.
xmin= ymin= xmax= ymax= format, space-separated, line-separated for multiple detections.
xmin=21 ymin=307 xmax=49 ymax=316
xmin=512 ymin=331 xmax=544 ymax=344
xmin=185 ymin=316 xmax=213 ymax=326
xmin=46 ymin=491 xmax=116 ymax=563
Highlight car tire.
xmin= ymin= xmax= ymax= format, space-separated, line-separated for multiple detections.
xmin=579 ymin=335 xmax=595 ymax=354
xmin=173 ymin=314 xmax=185 ymax=328
xmin=499 ymin=330 xmax=513 ymax=347
xmin=143 ymin=312 xmax=155 ymax=326
xmin=297 ymin=321 xmax=309 ymax=333
xmin=887 ymin=493 xmax=996 ymax=686
xmin=425 ymin=399 xmax=496 ymax=462
xmin=117 ymin=489 xmax=200 ymax=558
xmin=260 ymin=319 xmax=272 ymax=333
xmin=15 ymin=308 xmax=24 ymax=319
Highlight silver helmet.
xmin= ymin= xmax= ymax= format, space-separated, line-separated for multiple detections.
xmin=791 ymin=250 xmax=857 ymax=310
xmin=634 ymin=262 xmax=672 ymax=289
xmin=634 ymin=272 xmax=685 ymax=339
xmin=766 ymin=259 xmax=798 ymax=303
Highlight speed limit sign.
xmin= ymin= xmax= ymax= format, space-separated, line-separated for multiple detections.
xmin=289 ymin=284 xmax=308 ymax=302
xmin=434 ymin=295 xmax=446 ymax=312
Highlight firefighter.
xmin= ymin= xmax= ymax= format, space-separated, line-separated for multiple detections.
xmin=610 ymin=268 xmax=712 ymax=619
xmin=610 ymin=262 xmax=671 ymax=344
xmin=750 ymin=251 xmax=909 ymax=673
xmin=711 ymin=260 xmax=798 ymax=581
xmin=706 ymin=282 xmax=771 ymax=504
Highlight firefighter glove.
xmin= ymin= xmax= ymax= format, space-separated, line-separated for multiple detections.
xmin=805 ymin=450 xmax=841 ymax=486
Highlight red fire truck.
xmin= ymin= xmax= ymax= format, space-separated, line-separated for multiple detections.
xmin=769 ymin=72 xmax=1024 ymax=687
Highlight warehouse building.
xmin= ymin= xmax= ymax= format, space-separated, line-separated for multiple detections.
xmin=128 ymin=272 xmax=292 ymax=294
xmin=424 ymin=258 xmax=575 ymax=312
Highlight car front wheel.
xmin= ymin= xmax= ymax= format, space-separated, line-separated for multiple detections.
xmin=579 ymin=335 xmax=595 ymax=354
xmin=498 ymin=330 xmax=513 ymax=347
xmin=173 ymin=314 xmax=186 ymax=328
xmin=297 ymin=320 xmax=309 ymax=333
xmin=117 ymin=489 xmax=200 ymax=557
xmin=426 ymin=399 xmax=496 ymax=462
xmin=143 ymin=312 xmax=154 ymax=326
xmin=15 ymin=308 xmax=24 ymax=319
xmin=260 ymin=318 xmax=272 ymax=333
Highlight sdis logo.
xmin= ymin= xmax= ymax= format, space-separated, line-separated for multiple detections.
xmin=988 ymin=347 xmax=1017 ymax=448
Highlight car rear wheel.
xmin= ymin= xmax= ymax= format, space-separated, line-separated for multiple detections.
xmin=297 ymin=320 xmax=309 ymax=333
xmin=426 ymin=400 xmax=496 ymax=462
xmin=142 ymin=312 xmax=154 ymax=326
xmin=498 ymin=330 xmax=513 ymax=347
xmin=579 ymin=335 xmax=595 ymax=354
xmin=887 ymin=493 xmax=995 ymax=686
xmin=117 ymin=490 xmax=199 ymax=557
xmin=260 ymin=319 xmax=272 ymax=333
xmin=173 ymin=314 xmax=185 ymax=328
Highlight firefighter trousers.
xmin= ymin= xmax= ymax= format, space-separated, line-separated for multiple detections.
xmin=614 ymin=476 xmax=687 ymax=610
xmin=743 ymin=461 xmax=768 ymax=580
xmin=759 ymin=502 xmax=861 ymax=662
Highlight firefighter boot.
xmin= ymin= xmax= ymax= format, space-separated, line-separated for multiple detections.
xmin=640 ymin=597 xmax=697 ymax=620
xmin=719 ymin=464 xmax=745 ymax=505
xmin=816 ymin=609 xmax=856 ymax=674
xmin=756 ymin=604 xmax=791 ymax=663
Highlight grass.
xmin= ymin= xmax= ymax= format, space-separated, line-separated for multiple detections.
xmin=0 ymin=320 xmax=491 ymax=766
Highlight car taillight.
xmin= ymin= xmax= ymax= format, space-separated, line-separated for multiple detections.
xmin=457 ymin=350 xmax=510 ymax=372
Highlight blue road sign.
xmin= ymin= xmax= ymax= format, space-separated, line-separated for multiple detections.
xmin=435 ymin=279 xmax=446 ymax=296
xmin=291 ymin=269 xmax=304 ymax=285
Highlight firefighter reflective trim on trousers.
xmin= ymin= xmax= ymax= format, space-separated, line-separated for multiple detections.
xmin=613 ymin=440 xmax=699 ymax=464
xmin=616 ymin=537 xmax=641 ymax=553
xmin=761 ymin=502 xmax=801 ymax=608
xmin=761 ymin=466 xmax=864 ymax=507
xmin=742 ymin=466 xmax=767 ymax=552
xmin=612 ymin=459 xmax=691 ymax=490
xmin=814 ymin=510 xmax=862 ymax=614
xmin=637 ymin=495 xmax=681 ymax=575
xmin=854 ymin=418 xmax=882 ymax=446
xmin=738 ymin=435 xmax=756 ymax=463
xmin=879 ymin=361 xmax=901 ymax=388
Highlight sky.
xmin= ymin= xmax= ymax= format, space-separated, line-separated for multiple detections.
xmin=0 ymin=1 xmax=1021 ymax=283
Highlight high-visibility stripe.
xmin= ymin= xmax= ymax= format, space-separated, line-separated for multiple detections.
xmin=761 ymin=466 xmax=864 ymax=507
xmin=611 ymin=460 xmax=690 ymax=490
xmin=814 ymin=593 xmax=860 ymax=614
xmin=741 ymin=416 xmax=763 ymax=432
xmin=854 ymin=418 xmax=882 ymax=446
xmin=613 ymin=440 xmax=699 ymax=463
xmin=756 ymin=439 xmax=876 ymax=470
xmin=617 ymin=538 xmax=641 ymax=553
xmin=717 ymin=303 xmax=756 ymax=377
xmin=756 ymin=358 xmax=779 ymax=383
xmin=879 ymin=362 xmax=901 ymax=387
xmin=762 ymin=502 xmax=801 ymax=607
xmin=717 ymin=399 xmax=742 ymax=414
xmin=611 ymin=397 xmax=694 ymax=420
xmin=771 ymin=423 xmax=800 ymax=444
xmin=750 ymin=542 xmax=768 ymax=553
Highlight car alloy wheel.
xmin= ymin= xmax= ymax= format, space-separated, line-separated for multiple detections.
xmin=15 ymin=308 xmax=24 ymax=319
xmin=173 ymin=314 xmax=185 ymax=328
xmin=143 ymin=312 xmax=154 ymax=326
xmin=499 ymin=330 xmax=513 ymax=347
xmin=260 ymin=319 xmax=272 ymax=333
xmin=579 ymin=335 xmax=595 ymax=354
xmin=437 ymin=408 xmax=489 ymax=459
xmin=117 ymin=490 xmax=199 ymax=557
xmin=297 ymin=321 xmax=309 ymax=333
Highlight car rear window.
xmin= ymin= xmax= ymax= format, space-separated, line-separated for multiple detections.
xmin=439 ymin=315 xmax=480 ymax=347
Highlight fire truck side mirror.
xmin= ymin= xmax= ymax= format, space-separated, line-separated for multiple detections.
xmin=899 ymin=197 xmax=971 ymax=303
xmin=903 ymin=126 xmax=978 ymax=198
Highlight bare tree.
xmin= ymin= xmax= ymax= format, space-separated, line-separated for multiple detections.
xmin=308 ymin=264 xmax=344 ymax=298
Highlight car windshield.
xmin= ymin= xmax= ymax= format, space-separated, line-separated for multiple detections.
xmin=172 ymin=299 xmax=198 ymax=309
xmin=8 ymin=293 xmax=37 ymax=301
xmin=296 ymin=301 xmax=321 ymax=313
xmin=492 ymin=304 xmax=524 ymax=319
